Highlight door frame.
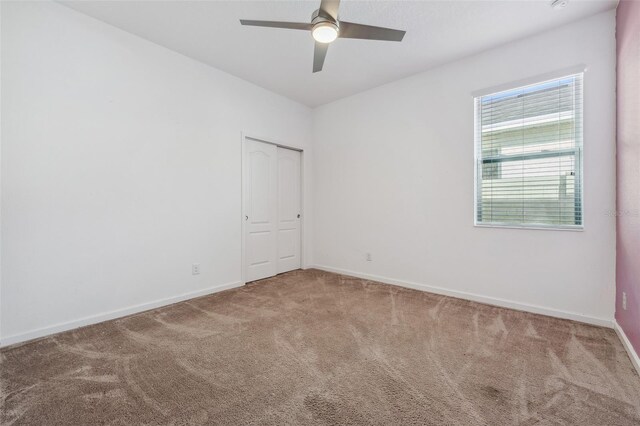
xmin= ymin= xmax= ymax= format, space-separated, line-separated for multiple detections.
xmin=240 ymin=132 xmax=304 ymax=285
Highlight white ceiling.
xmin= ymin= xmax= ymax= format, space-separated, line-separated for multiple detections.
xmin=61 ymin=0 xmax=617 ymax=107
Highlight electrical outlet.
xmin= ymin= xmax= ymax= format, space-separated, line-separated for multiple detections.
xmin=366 ymin=253 xmax=372 ymax=262
xmin=192 ymin=263 xmax=200 ymax=275
xmin=622 ymin=292 xmax=627 ymax=310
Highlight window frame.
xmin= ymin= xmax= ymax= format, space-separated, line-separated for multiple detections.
xmin=473 ymin=72 xmax=585 ymax=231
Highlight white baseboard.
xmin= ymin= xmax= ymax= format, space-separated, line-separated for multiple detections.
xmin=614 ymin=320 xmax=640 ymax=375
xmin=0 ymin=281 xmax=243 ymax=348
xmin=312 ymin=265 xmax=613 ymax=328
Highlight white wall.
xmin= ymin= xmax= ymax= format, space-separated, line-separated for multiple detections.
xmin=312 ymin=11 xmax=617 ymax=325
xmin=0 ymin=1 xmax=313 ymax=344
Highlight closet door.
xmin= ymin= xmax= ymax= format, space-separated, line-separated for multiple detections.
xmin=277 ymin=147 xmax=301 ymax=273
xmin=243 ymin=140 xmax=278 ymax=282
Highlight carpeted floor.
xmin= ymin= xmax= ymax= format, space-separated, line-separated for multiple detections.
xmin=2 ymin=269 xmax=640 ymax=425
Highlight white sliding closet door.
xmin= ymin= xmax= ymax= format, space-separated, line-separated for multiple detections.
xmin=243 ymin=140 xmax=278 ymax=282
xmin=243 ymin=140 xmax=301 ymax=282
xmin=277 ymin=147 xmax=301 ymax=274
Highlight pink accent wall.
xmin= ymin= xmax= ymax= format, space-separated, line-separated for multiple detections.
xmin=616 ymin=0 xmax=640 ymax=354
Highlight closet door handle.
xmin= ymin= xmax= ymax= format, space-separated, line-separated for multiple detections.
xmin=297 ymin=214 xmax=301 ymax=218
xmin=245 ymin=215 xmax=248 ymax=221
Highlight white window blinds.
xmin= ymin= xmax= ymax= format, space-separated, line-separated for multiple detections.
xmin=474 ymin=73 xmax=583 ymax=229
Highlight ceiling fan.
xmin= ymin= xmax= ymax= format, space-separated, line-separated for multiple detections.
xmin=240 ymin=0 xmax=406 ymax=73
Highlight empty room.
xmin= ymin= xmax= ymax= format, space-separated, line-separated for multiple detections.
xmin=1 ymin=0 xmax=639 ymax=424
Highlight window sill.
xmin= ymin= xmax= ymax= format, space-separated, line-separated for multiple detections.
xmin=474 ymin=223 xmax=584 ymax=232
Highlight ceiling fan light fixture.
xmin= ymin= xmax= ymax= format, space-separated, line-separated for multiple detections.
xmin=312 ymin=22 xmax=338 ymax=43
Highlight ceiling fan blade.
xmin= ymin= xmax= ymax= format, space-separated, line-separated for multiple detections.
xmin=338 ymin=21 xmax=406 ymax=42
xmin=240 ymin=20 xmax=312 ymax=31
xmin=319 ymin=0 xmax=340 ymax=20
xmin=313 ymin=42 xmax=329 ymax=73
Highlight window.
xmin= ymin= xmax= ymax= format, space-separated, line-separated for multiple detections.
xmin=474 ymin=73 xmax=583 ymax=229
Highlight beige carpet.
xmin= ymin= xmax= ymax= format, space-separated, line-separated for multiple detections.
xmin=2 ymin=269 xmax=640 ymax=425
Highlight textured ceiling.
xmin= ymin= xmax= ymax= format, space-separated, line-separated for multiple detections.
xmin=61 ymin=0 xmax=617 ymax=107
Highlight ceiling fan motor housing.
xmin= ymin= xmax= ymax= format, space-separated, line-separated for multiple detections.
xmin=311 ymin=8 xmax=338 ymax=26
